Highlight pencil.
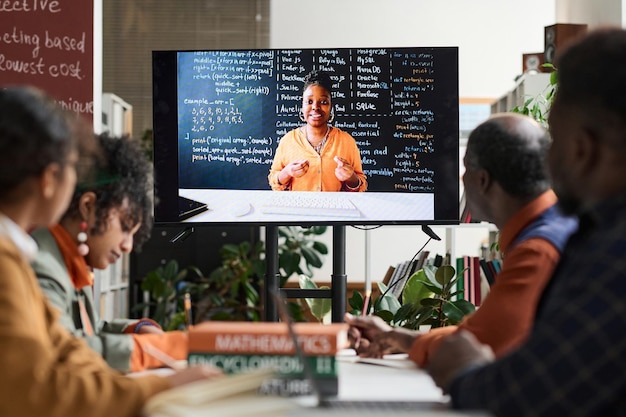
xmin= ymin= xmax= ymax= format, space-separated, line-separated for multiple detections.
xmin=184 ymin=292 xmax=193 ymax=329
xmin=362 ymin=291 xmax=371 ymax=316
xmin=143 ymin=344 xmax=186 ymax=370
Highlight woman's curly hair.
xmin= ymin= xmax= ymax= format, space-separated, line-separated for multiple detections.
xmin=63 ymin=133 xmax=153 ymax=250
xmin=303 ymin=70 xmax=333 ymax=94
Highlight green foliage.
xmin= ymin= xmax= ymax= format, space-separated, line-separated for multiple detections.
xmin=135 ymin=226 xmax=329 ymax=327
xmin=298 ymin=274 xmax=332 ymax=322
xmin=348 ymin=264 xmax=475 ymax=330
xmin=194 ymin=240 xmax=265 ymax=322
xmin=132 ymin=260 xmax=203 ymax=330
xmin=278 ymin=226 xmax=328 ymax=285
xmin=510 ymin=63 xmax=558 ymax=128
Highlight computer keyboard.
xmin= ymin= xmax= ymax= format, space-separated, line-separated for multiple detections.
xmin=260 ymin=193 xmax=361 ymax=218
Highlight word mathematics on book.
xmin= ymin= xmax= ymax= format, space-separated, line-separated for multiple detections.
xmin=187 ymin=321 xmax=349 ymax=397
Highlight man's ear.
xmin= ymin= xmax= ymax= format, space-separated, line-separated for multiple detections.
xmin=477 ymin=168 xmax=492 ymax=195
xmin=572 ymin=127 xmax=600 ymax=178
xmin=78 ymin=191 xmax=97 ymax=220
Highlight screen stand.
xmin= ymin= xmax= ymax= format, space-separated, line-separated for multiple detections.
xmin=264 ymin=225 xmax=347 ymax=323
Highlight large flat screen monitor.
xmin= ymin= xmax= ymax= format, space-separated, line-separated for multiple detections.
xmin=152 ymin=47 xmax=459 ymax=226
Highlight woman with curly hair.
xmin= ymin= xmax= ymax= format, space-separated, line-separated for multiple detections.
xmin=0 ymin=85 xmax=219 ymax=417
xmin=31 ymin=132 xmax=187 ymax=373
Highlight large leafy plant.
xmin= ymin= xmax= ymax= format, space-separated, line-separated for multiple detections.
xmin=298 ymin=274 xmax=332 ymax=323
xmin=278 ymin=226 xmax=328 ymax=285
xmin=135 ymin=226 xmax=329 ymax=327
xmin=348 ymin=264 xmax=475 ymax=329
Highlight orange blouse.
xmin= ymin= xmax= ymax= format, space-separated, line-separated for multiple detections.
xmin=268 ymin=127 xmax=367 ymax=192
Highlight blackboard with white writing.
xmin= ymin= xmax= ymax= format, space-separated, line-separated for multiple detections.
xmin=166 ymin=47 xmax=458 ymax=195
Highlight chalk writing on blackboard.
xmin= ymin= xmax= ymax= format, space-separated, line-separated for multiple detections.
xmin=175 ymin=47 xmax=457 ymax=193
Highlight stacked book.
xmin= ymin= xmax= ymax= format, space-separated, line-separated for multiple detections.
xmin=455 ymin=256 xmax=499 ymax=305
xmin=187 ymin=321 xmax=348 ymax=397
xmin=385 ymin=251 xmax=430 ymax=299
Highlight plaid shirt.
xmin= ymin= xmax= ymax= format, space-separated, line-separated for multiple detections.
xmin=450 ymin=191 xmax=626 ymax=416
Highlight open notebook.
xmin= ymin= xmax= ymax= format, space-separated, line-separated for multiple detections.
xmin=142 ymin=367 xmax=297 ymax=417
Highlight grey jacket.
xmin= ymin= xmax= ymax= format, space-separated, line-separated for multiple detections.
xmin=30 ymin=228 xmax=135 ymax=372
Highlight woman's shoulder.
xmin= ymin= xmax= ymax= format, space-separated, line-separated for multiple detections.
xmin=282 ymin=126 xmax=303 ymax=139
xmin=330 ymin=126 xmax=353 ymax=136
xmin=279 ymin=126 xmax=307 ymax=145
xmin=329 ymin=126 xmax=358 ymax=143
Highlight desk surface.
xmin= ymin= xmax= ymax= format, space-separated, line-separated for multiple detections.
xmin=140 ymin=352 xmax=492 ymax=417
xmin=336 ymin=354 xmax=446 ymax=402
xmin=286 ymin=354 xmax=491 ymax=416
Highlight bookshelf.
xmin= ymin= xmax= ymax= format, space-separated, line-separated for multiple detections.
xmin=102 ymin=92 xmax=133 ymax=136
xmin=93 ymin=254 xmax=130 ymax=321
xmin=491 ymin=72 xmax=551 ymax=115
xmin=93 ymin=93 xmax=133 ymax=321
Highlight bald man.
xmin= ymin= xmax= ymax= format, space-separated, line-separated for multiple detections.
xmin=346 ymin=112 xmax=578 ymax=366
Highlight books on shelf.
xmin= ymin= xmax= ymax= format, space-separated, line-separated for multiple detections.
xmin=386 ymin=251 xmax=430 ymax=300
xmin=187 ymin=321 xmax=348 ymax=397
xmin=455 ymin=256 xmax=494 ymax=306
xmin=479 ymin=258 xmax=498 ymax=286
xmin=387 ymin=259 xmax=412 ymax=299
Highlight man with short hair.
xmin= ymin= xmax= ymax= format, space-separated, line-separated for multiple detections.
xmin=428 ymin=27 xmax=626 ymax=416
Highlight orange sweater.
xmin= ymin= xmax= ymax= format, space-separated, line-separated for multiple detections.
xmin=0 ymin=236 xmax=170 ymax=417
xmin=408 ymin=191 xmax=563 ymax=366
xmin=268 ymin=127 xmax=367 ymax=192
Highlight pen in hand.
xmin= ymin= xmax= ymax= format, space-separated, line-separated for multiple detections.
xmin=184 ymin=292 xmax=193 ymax=329
xmin=361 ymin=290 xmax=371 ymax=317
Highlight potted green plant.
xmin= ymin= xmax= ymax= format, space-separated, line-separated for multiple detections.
xmin=511 ymin=63 xmax=558 ymax=127
xmin=347 ymin=264 xmax=476 ymax=329
xmin=133 ymin=259 xmax=204 ymax=330
xmin=298 ymin=274 xmax=332 ymax=323
xmin=135 ymin=225 xmax=329 ymax=326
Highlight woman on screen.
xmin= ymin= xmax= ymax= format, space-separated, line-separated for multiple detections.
xmin=268 ymin=70 xmax=367 ymax=192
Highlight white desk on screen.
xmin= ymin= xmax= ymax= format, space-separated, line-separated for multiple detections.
xmin=178 ymin=189 xmax=435 ymax=223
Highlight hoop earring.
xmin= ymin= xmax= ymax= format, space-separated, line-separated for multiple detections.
xmin=328 ymin=108 xmax=335 ymax=124
xmin=77 ymin=221 xmax=89 ymax=256
xmin=299 ymin=110 xmax=306 ymax=123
